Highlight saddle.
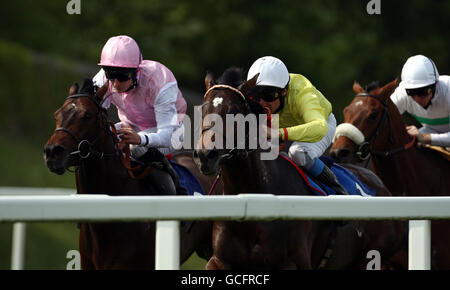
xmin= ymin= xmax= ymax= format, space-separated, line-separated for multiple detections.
xmin=424 ymin=145 xmax=450 ymax=162
xmin=279 ymin=153 xmax=376 ymax=197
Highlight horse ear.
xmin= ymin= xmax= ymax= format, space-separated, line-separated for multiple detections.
xmin=378 ymin=78 xmax=399 ymax=99
xmin=238 ymin=73 xmax=259 ymax=97
xmin=352 ymin=81 xmax=365 ymax=94
xmin=69 ymin=83 xmax=79 ymax=96
xmin=204 ymin=72 xmax=215 ymax=91
xmin=95 ymin=83 xmax=108 ymax=102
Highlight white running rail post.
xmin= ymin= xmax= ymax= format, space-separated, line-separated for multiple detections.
xmin=155 ymin=220 xmax=180 ymax=270
xmin=11 ymin=222 xmax=26 ymax=270
xmin=409 ymin=220 xmax=431 ymax=270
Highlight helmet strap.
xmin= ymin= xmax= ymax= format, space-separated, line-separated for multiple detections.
xmin=125 ymin=69 xmax=139 ymax=92
xmin=125 ymin=78 xmax=138 ymax=92
xmin=273 ymin=88 xmax=288 ymax=114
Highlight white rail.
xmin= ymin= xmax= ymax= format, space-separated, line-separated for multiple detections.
xmin=0 ymin=187 xmax=76 ymax=270
xmin=1 ymin=188 xmax=449 ymax=270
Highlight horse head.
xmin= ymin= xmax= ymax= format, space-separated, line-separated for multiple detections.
xmin=193 ymin=67 xmax=262 ymax=176
xmin=43 ymin=78 xmax=110 ymax=174
xmin=330 ymin=79 xmax=400 ymax=163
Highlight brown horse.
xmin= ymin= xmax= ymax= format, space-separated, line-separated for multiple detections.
xmin=193 ymin=68 xmax=403 ymax=270
xmin=330 ymin=79 xmax=450 ymax=269
xmin=43 ymin=78 xmax=221 ymax=269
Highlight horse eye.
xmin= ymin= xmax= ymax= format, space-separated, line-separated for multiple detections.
xmin=368 ymin=111 xmax=378 ymax=120
xmin=83 ymin=112 xmax=92 ymax=120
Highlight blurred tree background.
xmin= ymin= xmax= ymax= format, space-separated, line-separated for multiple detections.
xmin=0 ymin=0 xmax=449 ymax=269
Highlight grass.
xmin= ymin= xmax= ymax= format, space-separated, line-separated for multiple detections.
xmin=0 ymin=134 xmax=207 ymax=269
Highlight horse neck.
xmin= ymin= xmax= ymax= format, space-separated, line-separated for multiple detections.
xmin=373 ymin=100 xmax=412 ymax=151
xmin=370 ymin=100 xmax=435 ymax=196
xmin=76 ymin=131 xmax=138 ymax=195
xmin=220 ymin=152 xmax=268 ymax=194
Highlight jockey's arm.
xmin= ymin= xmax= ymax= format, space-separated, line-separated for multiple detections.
xmin=280 ymin=91 xmax=329 ymax=143
xmin=137 ymin=84 xmax=180 ymax=148
xmin=428 ymin=131 xmax=450 ymax=146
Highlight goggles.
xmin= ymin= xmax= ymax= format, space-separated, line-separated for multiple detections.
xmin=406 ymin=87 xmax=432 ymax=97
xmin=103 ymin=67 xmax=136 ymax=82
xmin=252 ymin=86 xmax=281 ymax=102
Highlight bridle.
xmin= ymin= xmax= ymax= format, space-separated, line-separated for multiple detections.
xmin=201 ymin=85 xmax=258 ymax=161
xmin=54 ymin=93 xmax=118 ymax=160
xmin=352 ymin=93 xmax=415 ymax=160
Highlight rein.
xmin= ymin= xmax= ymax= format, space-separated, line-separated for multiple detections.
xmin=353 ymin=93 xmax=416 ymax=159
xmin=55 ymin=93 xmax=152 ymax=179
xmin=54 ymin=94 xmax=117 ymax=159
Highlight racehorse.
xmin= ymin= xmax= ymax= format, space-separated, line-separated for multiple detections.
xmin=330 ymin=79 xmax=450 ymax=269
xmin=193 ymin=68 xmax=403 ymax=269
xmin=43 ymin=79 xmax=221 ymax=269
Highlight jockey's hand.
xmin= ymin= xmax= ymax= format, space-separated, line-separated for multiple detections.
xmin=406 ymin=125 xmax=431 ymax=145
xmin=262 ymin=124 xmax=280 ymax=140
xmin=406 ymin=125 xmax=420 ymax=136
xmin=417 ymin=133 xmax=431 ymax=145
xmin=117 ymin=127 xmax=141 ymax=145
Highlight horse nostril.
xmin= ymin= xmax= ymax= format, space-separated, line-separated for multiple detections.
xmin=44 ymin=144 xmax=65 ymax=158
xmin=44 ymin=146 xmax=51 ymax=158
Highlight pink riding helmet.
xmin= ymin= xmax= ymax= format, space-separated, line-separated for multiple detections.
xmin=99 ymin=35 xmax=142 ymax=68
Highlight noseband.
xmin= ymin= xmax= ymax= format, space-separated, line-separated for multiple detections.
xmin=54 ymin=93 xmax=117 ymax=159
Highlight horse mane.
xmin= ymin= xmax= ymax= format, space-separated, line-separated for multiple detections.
xmin=216 ymin=66 xmax=245 ymax=88
xmin=78 ymin=78 xmax=95 ymax=95
xmin=364 ymin=81 xmax=380 ymax=93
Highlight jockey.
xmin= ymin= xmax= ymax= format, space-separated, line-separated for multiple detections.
xmin=92 ymin=35 xmax=187 ymax=194
xmin=247 ymin=56 xmax=348 ymax=195
xmin=390 ymin=55 xmax=450 ymax=147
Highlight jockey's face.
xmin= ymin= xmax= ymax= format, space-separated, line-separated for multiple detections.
xmin=259 ymin=97 xmax=281 ymax=114
xmin=111 ymin=78 xmax=134 ymax=93
xmin=103 ymin=66 xmax=136 ymax=93
xmin=406 ymin=86 xmax=433 ymax=108
xmin=410 ymin=91 xmax=433 ymax=108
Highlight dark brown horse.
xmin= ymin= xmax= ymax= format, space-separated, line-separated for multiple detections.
xmin=193 ymin=68 xmax=403 ymax=270
xmin=43 ymin=79 xmax=221 ymax=269
xmin=330 ymin=79 xmax=450 ymax=269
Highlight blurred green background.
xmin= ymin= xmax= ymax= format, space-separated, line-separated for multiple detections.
xmin=0 ymin=0 xmax=449 ymax=269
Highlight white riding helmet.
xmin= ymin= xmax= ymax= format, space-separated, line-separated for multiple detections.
xmin=247 ymin=56 xmax=290 ymax=88
xmin=400 ymin=55 xmax=439 ymax=89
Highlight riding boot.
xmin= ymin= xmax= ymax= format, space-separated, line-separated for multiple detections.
xmin=143 ymin=167 xmax=177 ymax=195
xmin=139 ymin=148 xmax=188 ymax=195
xmin=307 ymin=157 xmax=348 ymax=195
xmin=315 ymin=165 xmax=349 ymax=195
xmin=161 ymin=157 xmax=189 ymax=196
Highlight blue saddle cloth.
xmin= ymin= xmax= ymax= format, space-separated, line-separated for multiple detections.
xmin=305 ymin=156 xmax=376 ymax=197
xmin=169 ymin=159 xmax=205 ymax=196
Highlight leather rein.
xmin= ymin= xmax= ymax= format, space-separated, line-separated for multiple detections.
xmin=54 ymin=93 xmax=151 ymax=179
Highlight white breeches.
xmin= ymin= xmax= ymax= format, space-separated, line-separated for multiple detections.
xmin=288 ymin=113 xmax=336 ymax=168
